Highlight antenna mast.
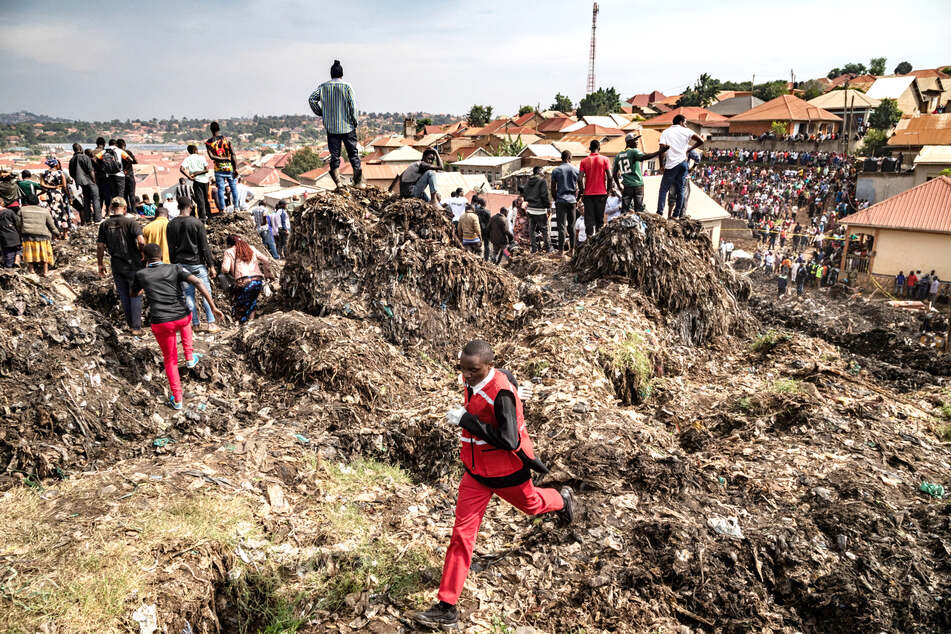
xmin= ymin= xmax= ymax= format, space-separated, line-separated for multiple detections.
xmin=586 ymin=2 xmax=599 ymax=95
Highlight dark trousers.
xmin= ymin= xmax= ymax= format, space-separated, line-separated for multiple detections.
xmin=555 ymin=201 xmax=576 ymax=250
xmin=110 ymin=175 xmax=126 ymax=206
xmin=327 ymin=131 xmax=361 ymax=171
xmin=583 ymin=194 xmax=607 ymax=238
xmin=98 ymin=179 xmax=112 ymax=212
xmin=113 ymin=272 xmax=143 ymax=329
xmin=192 ymin=180 xmax=210 ymax=221
xmin=528 ymin=213 xmax=551 ymax=252
xmin=80 ymin=184 xmax=101 ymax=223
xmin=124 ymin=174 xmax=136 ymax=213
xmin=657 ymin=161 xmax=687 ymax=217
xmin=622 ymin=184 xmax=645 ymax=213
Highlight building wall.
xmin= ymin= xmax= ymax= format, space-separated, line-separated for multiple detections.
xmin=855 ymin=172 xmax=916 ymax=204
xmin=895 ymin=87 xmax=924 ymax=115
xmin=866 ymin=229 xmax=951 ymax=277
xmin=914 ymin=163 xmax=951 ymax=186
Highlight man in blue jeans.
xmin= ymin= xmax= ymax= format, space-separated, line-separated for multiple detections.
xmin=392 ymin=149 xmax=443 ymax=201
xmin=205 ymin=121 xmax=240 ymax=213
xmin=96 ymin=198 xmax=146 ymax=334
xmin=657 ymin=114 xmax=704 ymax=219
xmin=167 ymin=199 xmax=220 ymax=332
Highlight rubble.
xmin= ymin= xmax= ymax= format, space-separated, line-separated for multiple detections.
xmin=573 ymin=213 xmax=753 ymax=344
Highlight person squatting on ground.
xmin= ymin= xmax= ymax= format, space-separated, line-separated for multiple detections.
xmin=309 ymin=59 xmax=363 ymax=189
xmin=657 ymin=114 xmax=704 ymax=218
xmin=393 ymin=148 xmax=443 ymax=202
xmin=411 ymin=340 xmax=575 ymax=629
xmin=97 ymin=197 xmax=145 ymax=335
xmin=132 ymin=243 xmax=224 ymax=410
xmin=221 ymin=234 xmax=272 ymax=324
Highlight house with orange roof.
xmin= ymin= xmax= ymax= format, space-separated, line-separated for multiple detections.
xmin=840 ymin=176 xmax=951 ymax=277
xmin=886 ymin=113 xmax=951 ymax=154
xmin=727 ymin=95 xmax=842 ymax=137
xmin=642 ymin=107 xmax=730 ymax=137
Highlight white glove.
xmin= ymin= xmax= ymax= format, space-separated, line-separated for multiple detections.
xmin=446 ymin=406 xmax=466 ymax=426
xmin=517 ymin=382 xmax=533 ymax=402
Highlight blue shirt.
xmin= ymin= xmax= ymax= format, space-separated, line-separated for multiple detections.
xmin=551 ymin=162 xmax=580 ymax=204
xmin=308 ymin=79 xmax=358 ymax=135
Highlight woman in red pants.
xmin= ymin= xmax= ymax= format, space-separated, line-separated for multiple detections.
xmin=132 ymin=243 xmax=224 ymax=409
xmin=412 ymin=340 xmax=576 ymax=629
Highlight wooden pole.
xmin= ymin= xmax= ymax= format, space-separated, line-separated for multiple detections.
xmin=945 ymin=282 xmax=950 ymax=353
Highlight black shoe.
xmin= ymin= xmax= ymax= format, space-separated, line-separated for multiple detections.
xmin=559 ymin=486 xmax=575 ymax=524
xmin=411 ymin=602 xmax=459 ymax=630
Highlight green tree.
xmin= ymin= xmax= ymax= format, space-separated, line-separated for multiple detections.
xmin=827 ymin=62 xmax=867 ymax=79
xmin=753 ymin=80 xmax=788 ymax=102
xmin=576 ymin=87 xmax=622 ymax=116
xmin=677 ymin=73 xmax=721 ymax=107
xmin=278 ymin=130 xmax=291 ymax=144
xmin=869 ymin=98 xmax=901 ymax=130
xmin=770 ymin=121 xmax=789 ymax=137
xmin=940 ymin=167 xmax=951 ymax=177
xmin=517 ymin=105 xmax=535 ymax=116
xmin=894 ymin=61 xmax=912 ymax=75
xmin=550 ymin=93 xmax=574 ymax=112
xmin=466 ymin=105 xmax=493 ymax=127
xmin=800 ymin=79 xmax=826 ymax=100
xmin=284 ymin=146 xmax=323 ymax=178
xmin=857 ymin=128 xmax=889 ymax=156
xmin=415 ymin=117 xmax=433 ymax=133
xmin=869 ymin=57 xmax=887 ymax=76
xmin=493 ymin=134 xmax=526 ymax=156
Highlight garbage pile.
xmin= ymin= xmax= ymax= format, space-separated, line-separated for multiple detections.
xmin=573 ymin=214 xmax=752 ymax=344
xmin=280 ymin=188 xmax=536 ymax=353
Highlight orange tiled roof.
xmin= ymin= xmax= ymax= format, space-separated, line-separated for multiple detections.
xmin=567 ymin=124 xmax=625 ymax=136
xmin=729 ymin=94 xmax=842 ymax=122
xmin=536 ymin=117 xmax=577 ymax=133
xmin=842 ymin=176 xmax=951 ymax=234
xmin=643 ymin=107 xmax=730 ymax=128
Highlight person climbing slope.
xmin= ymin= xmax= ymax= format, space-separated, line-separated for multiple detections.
xmin=411 ymin=339 xmax=575 ymax=629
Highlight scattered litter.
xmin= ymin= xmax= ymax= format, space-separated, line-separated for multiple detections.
xmin=131 ymin=603 xmax=158 ymax=634
xmin=707 ymin=515 xmax=744 ymax=539
xmin=919 ymin=482 xmax=945 ymax=499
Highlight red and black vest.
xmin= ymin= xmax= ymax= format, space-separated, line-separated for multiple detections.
xmin=460 ymin=369 xmax=536 ymax=486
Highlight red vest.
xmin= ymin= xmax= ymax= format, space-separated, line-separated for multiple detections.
xmin=461 ymin=370 xmax=535 ymax=480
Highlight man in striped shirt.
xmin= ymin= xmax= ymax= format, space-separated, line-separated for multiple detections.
xmin=309 ymin=60 xmax=363 ymax=189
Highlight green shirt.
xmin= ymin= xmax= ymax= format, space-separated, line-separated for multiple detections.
xmin=614 ymin=148 xmax=646 ymax=187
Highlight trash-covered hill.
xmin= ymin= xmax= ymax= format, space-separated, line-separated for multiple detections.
xmin=2 ymin=187 xmax=949 ymax=633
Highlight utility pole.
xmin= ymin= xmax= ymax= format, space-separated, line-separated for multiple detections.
xmin=586 ymin=3 xmax=599 ymax=96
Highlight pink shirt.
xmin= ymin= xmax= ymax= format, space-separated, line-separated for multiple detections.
xmin=222 ymin=245 xmax=268 ymax=279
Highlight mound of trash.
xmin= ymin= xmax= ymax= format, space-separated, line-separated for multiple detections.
xmin=279 ymin=188 xmax=537 ymax=354
xmin=573 ymin=214 xmax=752 ymax=344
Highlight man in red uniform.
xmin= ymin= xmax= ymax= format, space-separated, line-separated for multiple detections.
xmin=412 ymin=340 xmax=575 ymax=630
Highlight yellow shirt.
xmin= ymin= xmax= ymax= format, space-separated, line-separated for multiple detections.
xmin=142 ymin=217 xmax=170 ymax=263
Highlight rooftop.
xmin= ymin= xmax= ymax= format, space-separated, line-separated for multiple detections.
xmin=708 ymin=95 xmax=764 ymax=117
xmin=643 ymin=107 xmax=730 ymax=128
xmin=865 ymin=76 xmax=916 ymax=100
xmin=451 ymin=156 xmax=521 ymax=167
xmin=842 ymin=176 xmax=951 ymax=235
xmin=913 ymin=145 xmax=951 ymax=165
xmin=379 ymin=145 xmax=424 ymax=162
xmin=729 ymin=94 xmax=842 ymax=123
xmin=807 ymin=89 xmax=881 ymax=110
xmin=888 ymin=114 xmax=951 ymax=147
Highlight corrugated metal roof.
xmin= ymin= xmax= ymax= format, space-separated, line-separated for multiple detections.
xmin=643 ymin=106 xmax=731 ymax=128
xmin=914 ymin=145 xmax=951 ymax=165
xmin=379 ymin=145 xmax=424 ymax=162
xmin=730 ymin=94 xmax=842 ymax=122
xmin=842 ymin=176 xmax=951 ymax=234
xmin=520 ymin=143 xmax=561 ymax=158
xmin=452 ymin=156 xmax=521 ymax=167
xmin=807 ymin=89 xmax=880 ymax=110
xmin=888 ymin=114 xmax=951 ymax=147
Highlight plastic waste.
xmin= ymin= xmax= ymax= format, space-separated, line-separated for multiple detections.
xmin=152 ymin=437 xmax=173 ymax=448
xmin=707 ymin=515 xmax=744 ymax=539
xmin=919 ymin=482 xmax=945 ymax=499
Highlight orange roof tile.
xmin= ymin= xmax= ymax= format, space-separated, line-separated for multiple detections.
xmin=536 ymin=117 xmax=577 ymax=133
xmin=568 ymin=124 xmax=625 ymax=136
xmin=729 ymin=94 xmax=842 ymax=122
xmin=843 ymin=176 xmax=951 ymax=234
xmin=643 ymin=107 xmax=730 ymax=128
xmin=888 ymin=113 xmax=951 ymax=147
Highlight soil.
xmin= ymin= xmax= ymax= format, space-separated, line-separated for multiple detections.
xmin=2 ymin=189 xmax=949 ymax=633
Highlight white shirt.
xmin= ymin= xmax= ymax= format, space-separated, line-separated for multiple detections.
xmin=235 ymin=183 xmax=252 ymax=210
xmin=659 ymin=125 xmax=696 ymax=169
xmin=181 ymin=154 xmax=210 ymax=184
xmin=447 ymin=196 xmax=467 ymax=222
xmin=163 ymin=200 xmax=179 ymax=219
xmin=605 ymin=195 xmax=621 ymax=221
xmin=930 ymin=278 xmax=941 ymax=293
xmin=574 ymin=216 xmax=587 ymax=243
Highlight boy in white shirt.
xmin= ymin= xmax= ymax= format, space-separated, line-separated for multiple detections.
xmin=574 ymin=215 xmax=587 ymax=246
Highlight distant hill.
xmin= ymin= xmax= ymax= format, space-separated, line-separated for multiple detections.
xmin=0 ymin=111 xmax=70 ymax=125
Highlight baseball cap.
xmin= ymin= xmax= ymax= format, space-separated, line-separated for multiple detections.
xmin=165 ymin=192 xmax=174 ymax=200
xmin=625 ymin=132 xmax=641 ymax=143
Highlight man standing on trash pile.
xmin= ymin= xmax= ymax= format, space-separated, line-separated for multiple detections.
xmin=412 ymin=340 xmax=575 ymax=630
xmin=97 ymin=197 xmax=145 ymax=335
xmin=132 ymin=243 xmax=224 ymax=410
xmin=457 ymin=204 xmax=483 ymax=255
xmin=308 ymin=59 xmax=363 ymax=189
xmin=523 ymin=165 xmax=552 ymax=254
xmin=612 ymin=132 xmax=661 ymax=214
xmin=657 ymin=114 xmax=704 ymax=219
xmin=167 ymin=198 xmax=219 ymax=333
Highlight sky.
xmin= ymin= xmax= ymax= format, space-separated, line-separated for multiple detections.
xmin=0 ymin=0 xmax=949 ymax=121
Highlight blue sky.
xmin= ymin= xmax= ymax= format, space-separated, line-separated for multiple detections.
xmin=0 ymin=0 xmax=948 ymax=120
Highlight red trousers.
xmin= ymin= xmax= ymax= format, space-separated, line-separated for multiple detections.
xmin=150 ymin=314 xmax=194 ymax=401
xmin=437 ymin=471 xmax=563 ymax=604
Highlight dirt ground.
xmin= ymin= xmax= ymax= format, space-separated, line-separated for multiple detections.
xmin=1 ymin=190 xmax=949 ymax=633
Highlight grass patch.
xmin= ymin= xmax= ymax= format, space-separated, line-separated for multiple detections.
xmin=937 ymin=424 xmax=951 ymax=442
xmin=771 ymin=378 xmax=801 ymax=394
xmin=737 ymin=396 xmax=753 ymax=411
xmin=523 ymin=358 xmax=550 ymax=378
xmin=598 ymin=331 xmax=654 ymax=404
xmin=0 ymin=484 xmax=259 ymax=633
xmin=750 ymin=329 xmax=789 ymax=353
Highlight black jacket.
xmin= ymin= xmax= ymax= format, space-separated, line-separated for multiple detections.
xmin=167 ymin=215 xmax=214 ymax=267
xmin=523 ymin=175 xmax=550 ymax=209
xmin=69 ymin=152 xmax=96 ymax=187
xmin=0 ymin=207 xmax=20 ymax=248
